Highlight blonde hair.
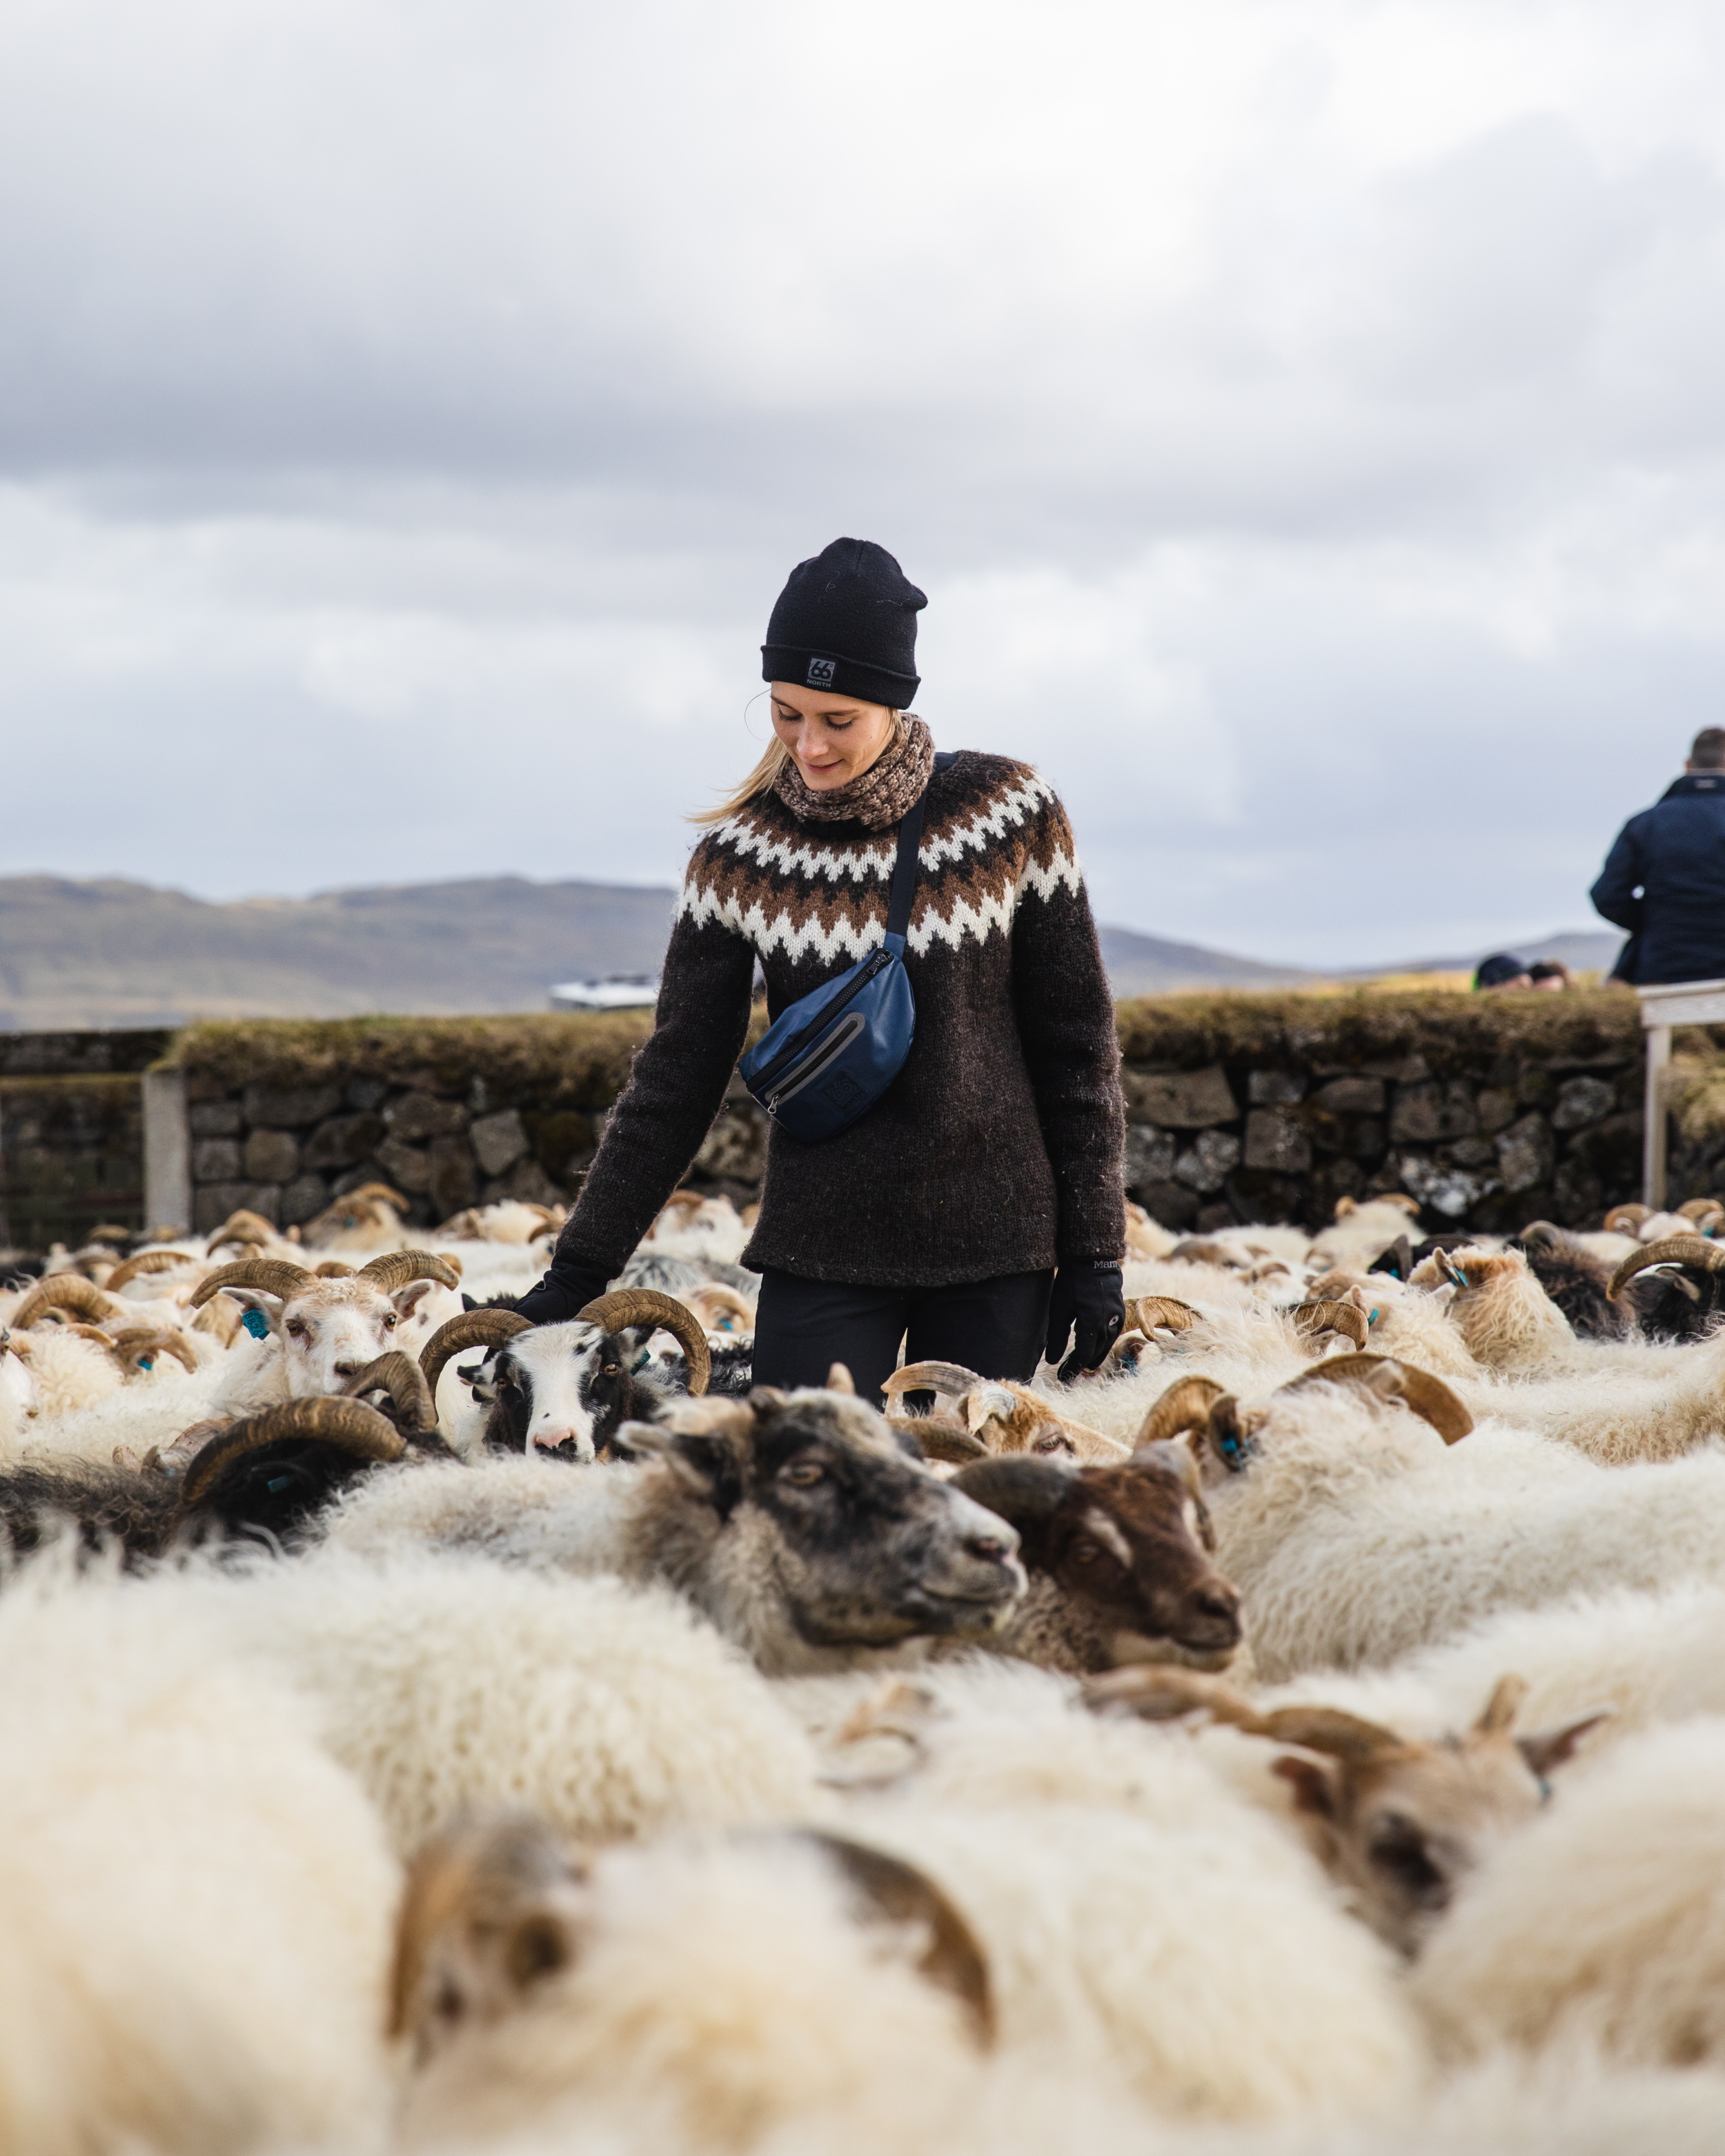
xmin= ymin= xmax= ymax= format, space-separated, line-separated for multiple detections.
xmin=690 ymin=709 xmax=905 ymax=827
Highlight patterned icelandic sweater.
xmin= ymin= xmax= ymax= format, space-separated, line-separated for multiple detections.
xmin=554 ymin=751 xmax=1126 ymax=1288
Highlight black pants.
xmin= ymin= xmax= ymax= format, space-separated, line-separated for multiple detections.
xmin=753 ymin=1266 xmax=1054 ymax=1405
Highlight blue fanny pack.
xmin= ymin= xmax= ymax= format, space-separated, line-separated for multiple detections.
xmin=738 ymin=753 xmax=954 ymax=1143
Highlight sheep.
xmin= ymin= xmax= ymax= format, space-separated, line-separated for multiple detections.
xmin=393 ymin=1759 xmax=1426 ymax=2142
xmin=1512 ymin=1220 xmax=1635 ymax=1341
xmin=190 ymin=1248 xmax=459 ymax=1414
xmin=640 ymin=1187 xmax=751 ymax=1268
xmin=435 ymin=1199 xmax=565 ymax=1244
xmin=1309 ymin=1193 xmax=1424 ymax=1272
xmin=1145 ymin=1359 xmax=1725 ymax=1679
xmin=1089 ymin=1664 xmax=1608 ymax=1955
xmin=1412 ymin=1716 xmax=1725 ymax=2072
xmin=125 ymin=1547 xmax=825 ymax=1857
xmin=1604 ymin=1231 xmax=1725 ymax=1343
xmin=417 ymin=1287 xmax=716 ymax=1463
xmin=299 ymin=1180 xmax=413 ymax=1252
xmin=0 ymin=1546 xmax=397 ymax=2155
xmin=0 ymin=1367 xmax=441 ymax=1561
xmin=883 ymin=1359 xmax=1130 ymax=1465
xmin=948 ymin=1445 xmax=1241 ymax=1674
xmin=319 ymin=1382 xmax=1028 ymax=1677
xmin=1407 ymin=1244 xmax=1576 ymax=1374
xmin=393 ymin=1814 xmax=991 ymax=2153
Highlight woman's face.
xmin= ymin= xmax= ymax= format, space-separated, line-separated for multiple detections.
xmin=769 ymin=682 xmax=896 ymax=791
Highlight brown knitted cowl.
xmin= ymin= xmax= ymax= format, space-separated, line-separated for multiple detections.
xmin=771 ymin=714 xmax=936 ymax=829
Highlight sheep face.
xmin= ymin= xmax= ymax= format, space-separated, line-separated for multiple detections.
xmin=227 ymin=1277 xmax=440 ymax=1397
xmin=633 ymin=1389 xmax=1027 ymax=1656
xmin=954 ymin=1448 xmax=1241 ymax=1673
xmin=466 ymin=1322 xmax=664 ymax=1463
xmin=1270 ymin=1678 xmax=1610 ymax=1956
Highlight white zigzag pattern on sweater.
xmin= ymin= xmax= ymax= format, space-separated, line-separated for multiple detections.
xmin=703 ymin=771 xmax=1057 ymax=889
xmin=677 ymin=842 xmax=1082 ymax=962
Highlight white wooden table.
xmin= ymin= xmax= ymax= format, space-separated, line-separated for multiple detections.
xmin=1637 ymin=978 xmax=1725 ymax=1206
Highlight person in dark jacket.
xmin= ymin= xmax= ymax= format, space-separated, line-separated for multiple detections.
xmin=1592 ymin=729 xmax=1725 ymax=986
xmin=512 ymin=538 xmax=1128 ymax=1401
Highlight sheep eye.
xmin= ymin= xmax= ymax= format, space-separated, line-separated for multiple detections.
xmin=383 ymin=1313 xmax=398 ymax=1329
xmin=285 ymin=1320 xmax=306 ymax=1338
xmin=780 ymin=1460 xmax=825 ymax=1487
xmin=1369 ymin=1819 xmax=1446 ymax=1900
xmin=1067 ymin=1538 xmax=1100 ymax=1565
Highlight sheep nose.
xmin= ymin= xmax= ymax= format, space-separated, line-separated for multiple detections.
xmin=1192 ymin=1588 xmax=1242 ymax=1636
xmin=332 ymin=1359 xmax=363 ymax=1378
xmin=964 ymin=1530 xmax=1016 ymax=1565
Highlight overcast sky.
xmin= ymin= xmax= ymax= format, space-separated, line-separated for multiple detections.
xmin=3 ymin=0 xmax=1724 ymax=966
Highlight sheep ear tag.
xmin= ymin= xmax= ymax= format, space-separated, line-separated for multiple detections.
xmin=241 ymin=1309 xmax=270 ymax=1339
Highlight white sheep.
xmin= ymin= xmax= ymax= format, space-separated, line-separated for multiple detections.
xmin=0 ymin=1545 xmax=397 ymax=2155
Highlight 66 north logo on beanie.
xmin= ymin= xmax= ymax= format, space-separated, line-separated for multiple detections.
xmin=762 ymin=538 xmax=927 ymax=709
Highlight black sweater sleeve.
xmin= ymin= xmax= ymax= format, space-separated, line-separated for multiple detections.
xmin=1009 ymin=795 xmax=1126 ymax=1265
xmin=552 ymin=884 xmax=756 ymax=1283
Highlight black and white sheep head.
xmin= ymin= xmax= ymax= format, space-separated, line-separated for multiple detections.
xmin=190 ymin=1254 xmax=458 ymax=1399
xmin=618 ymin=1385 xmax=1027 ymax=1656
xmin=423 ymin=1292 xmax=714 ymax=1464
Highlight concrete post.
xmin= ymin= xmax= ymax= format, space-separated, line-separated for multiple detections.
xmin=142 ymin=1069 xmax=190 ymax=1234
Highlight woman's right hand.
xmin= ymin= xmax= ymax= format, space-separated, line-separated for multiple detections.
xmin=507 ymin=1261 xmax=613 ymax=1327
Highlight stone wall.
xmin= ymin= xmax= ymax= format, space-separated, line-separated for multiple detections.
xmin=1114 ymin=989 xmax=1662 ymax=1234
xmin=0 ymin=1031 xmax=172 ymax=1251
xmin=1 ymin=994 xmax=1706 ymax=1253
xmin=160 ymin=1013 xmax=765 ymax=1236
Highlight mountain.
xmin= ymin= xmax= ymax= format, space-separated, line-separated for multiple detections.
xmin=1095 ymin=924 xmax=1317 ymax=996
xmin=0 ymin=873 xmax=1325 ymax=1028
xmin=0 ymin=876 xmax=678 ymax=1029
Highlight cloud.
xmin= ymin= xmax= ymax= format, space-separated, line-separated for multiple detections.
xmin=2 ymin=0 xmax=1725 ymax=965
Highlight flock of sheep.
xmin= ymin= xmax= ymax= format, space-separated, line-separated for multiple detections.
xmin=9 ymin=1181 xmax=1725 ymax=2153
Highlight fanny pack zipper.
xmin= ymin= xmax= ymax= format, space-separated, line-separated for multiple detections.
xmin=765 ymin=1013 xmax=867 ymax=1114
xmin=749 ymin=946 xmax=892 ymax=1095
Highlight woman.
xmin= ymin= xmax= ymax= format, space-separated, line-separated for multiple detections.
xmin=515 ymin=537 xmax=1127 ymax=1402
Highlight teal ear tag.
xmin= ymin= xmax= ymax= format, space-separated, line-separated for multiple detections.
xmin=241 ymin=1309 xmax=270 ymax=1339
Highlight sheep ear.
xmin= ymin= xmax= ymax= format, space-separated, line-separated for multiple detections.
xmin=825 ymin=1363 xmax=856 ymax=1394
xmin=391 ymin=1280 xmax=437 ymax=1317
xmin=796 ymin=1830 xmax=994 ymax=2048
xmin=963 ymin=1384 xmax=1018 ymax=1435
xmin=1272 ymin=1752 xmax=1338 ymax=1819
xmin=1518 ymin=1708 xmax=1614 ymax=1779
xmin=219 ymin=1287 xmax=282 ymax=1332
xmin=1474 ymin=1673 xmax=1529 ymax=1735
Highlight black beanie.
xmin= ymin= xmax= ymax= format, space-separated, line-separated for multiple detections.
xmin=761 ymin=538 xmax=927 ymax=708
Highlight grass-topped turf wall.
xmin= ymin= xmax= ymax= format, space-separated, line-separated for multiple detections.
xmin=7 ymin=989 xmax=1717 ymax=1252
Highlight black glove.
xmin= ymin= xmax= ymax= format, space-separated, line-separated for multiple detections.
xmin=505 ymin=1260 xmax=612 ymax=1328
xmin=1046 ymin=1261 xmax=1125 ymax=1381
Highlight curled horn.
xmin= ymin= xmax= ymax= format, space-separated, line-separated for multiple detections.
xmin=189 ymin=1259 xmax=313 ymax=1308
xmin=953 ymin=1453 xmax=1074 ymax=1523
xmin=1253 ymin=1703 xmax=1410 ymax=1762
xmin=355 ymin=1251 xmax=461 ymax=1294
xmin=109 ymin=1327 xmax=200 ymax=1376
xmin=180 ymin=1396 xmax=406 ymax=1509
xmin=576 ymin=1290 xmax=711 ymax=1397
xmin=1134 ymin=1374 xmax=1228 ymax=1447
xmin=1291 ymin=1300 xmax=1370 ymax=1349
xmin=1679 ymin=1197 xmax=1725 ymax=1230
xmin=1604 ymin=1202 xmax=1652 ymax=1236
xmin=1131 ymin=1296 xmax=1200 ymax=1334
xmin=793 ymin=1829 xmax=994 ymax=2047
xmin=883 ymin=1362 xmax=988 ymax=1406
xmin=344 ymin=1350 xmax=438 ymax=1433
xmin=103 ymin=1248 xmax=195 ymax=1294
xmin=419 ymin=1309 xmax=531 ymax=1394
xmin=1281 ymin=1352 xmax=1475 ymax=1445
xmin=345 ymin=1182 xmax=409 ymax=1211
xmin=8 ymin=1274 xmax=122 ymax=1328
xmin=1608 ymin=1235 xmax=1725 ymax=1302
xmin=206 ymin=1210 xmax=279 ymax=1252
xmin=62 ymin=1323 xmax=129 ymax=1364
